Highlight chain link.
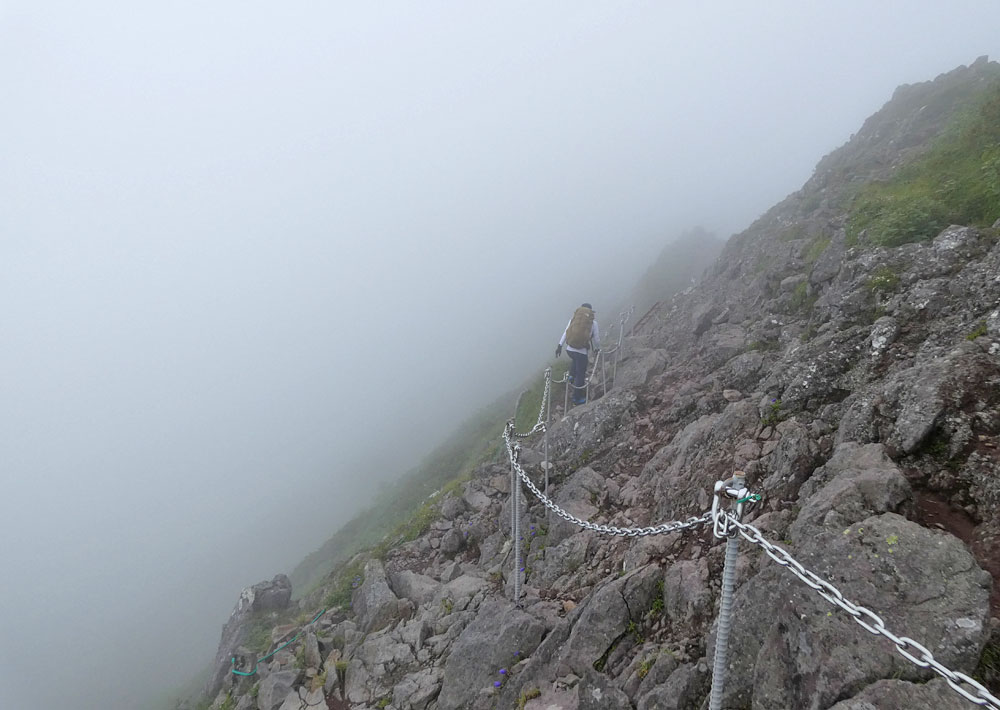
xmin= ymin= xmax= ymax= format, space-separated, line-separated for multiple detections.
xmin=510 ymin=369 xmax=552 ymax=439
xmin=720 ymin=511 xmax=1000 ymax=709
xmin=503 ymin=424 xmax=710 ymax=537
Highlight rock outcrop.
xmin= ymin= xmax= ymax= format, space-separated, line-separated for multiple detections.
xmin=206 ymin=574 xmax=293 ymax=697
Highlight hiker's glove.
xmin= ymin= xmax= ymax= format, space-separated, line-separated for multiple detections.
xmin=555 ymin=344 xmax=562 ymax=358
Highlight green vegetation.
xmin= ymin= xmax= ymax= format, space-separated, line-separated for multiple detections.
xmin=803 ymin=234 xmax=831 ymax=265
xmin=761 ymin=398 xmax=783 ymax=428
xmin=866 ymin=266 xmax=901 ymax=294
xmin=245 ymin=613 xmax=279 ymax=654
xmin=746 ymin=339 xmax=779 ymax=353
xmin=322 ymin=559 xmax=365 ymax=609
xmin=219 ymin=693 xmax=236 ymax=710
xmin=976 ymin=635 xmax=1000 ymax=691
xmin=637 ymin=656 xmax=655 ymax=680
xmin=848 ymin=81 xmax=1000 ymax=247
xmin=518 ymin=687 xmax=542 ymax=709
xmin=788 ymin=281 xmax=817 ymax=313
xmin=292 ymin=380 xmax=532 ymax=596
xmin=967 ymin=320 xmax=988 ymax=340
xmin=779 ymin=223 xmax=807 ymax=242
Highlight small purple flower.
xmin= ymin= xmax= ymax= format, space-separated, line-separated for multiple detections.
xmin=494 ymin=681 xmax=502 ymax=688
xmin=514 ymin=651 xmax=520 ymax=656
xmin=520 ymin=567 xmax=525 ymax=572
xmin=499 ymin=669 xmax=507 ymax=675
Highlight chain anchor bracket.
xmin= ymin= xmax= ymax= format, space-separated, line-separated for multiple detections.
xmin=711 ymin=473 xmax=761 ymax=538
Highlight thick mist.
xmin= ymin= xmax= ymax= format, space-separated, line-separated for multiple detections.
xmin=2 ymin=2 xmax=999 ymax=708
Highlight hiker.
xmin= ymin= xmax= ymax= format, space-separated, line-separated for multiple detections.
xmin=556 ymin=303 xmax=600 ymax=405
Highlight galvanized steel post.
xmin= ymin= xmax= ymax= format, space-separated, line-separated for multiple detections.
xmin=543 ymin=369 xmax=551 ymax=527
xmin=709 ymin=471 xmax=747 ymax=710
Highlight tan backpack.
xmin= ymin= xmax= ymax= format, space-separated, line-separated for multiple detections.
xmin=565 ymin=306 xmax=595 ymax=349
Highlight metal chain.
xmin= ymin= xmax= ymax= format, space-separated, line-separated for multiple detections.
xmin=719 ymin=511 xmax=1000 ymax=710
xmin=502 ymin=424 xmax=710 ymax=537
xmin=510 ymin=370 xmax=552 ymax=439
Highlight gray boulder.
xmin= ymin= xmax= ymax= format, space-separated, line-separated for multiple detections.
xmin=554 ymin=564 xmax=661 ymax=677
xmin=352 ymin=559 xmax=401 ymax=633
xmin=827 ymin=678 xmax=975 ymax=710
xmin=389 ymin=569 xmax=440 ymax=607
xmin=437 ymin=601 xmax=546 ymax=710
xmin=256 ymin=670 xmax=301 ymax=710
xmin=636 ymin=662 xmax=709 ymax=710
xmin=721 ymin=445 xmax=991 ymax=710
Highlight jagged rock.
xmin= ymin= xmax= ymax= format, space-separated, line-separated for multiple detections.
xmin=721 ymin=444 xmax=992 ymax=710
xmin=437 ymin=601 xmax=546 ymax=710
xmin=547 ymin=467 xmax=604 ymax=546
xmin=636 ymin=662 xmax=709 ymax=710
xmin=399 ymin=618 xmax=432 ymax=652
xmin=257 ymin=670 xmax=302 ymax=710
xmin=206 ymin=575 xmax=294 ymax=697
xmin=303 ymin=631 xmax=321 ymax=670
xmin=391 ymin=668 xmax=443 ymax=710
xmin=440 ymin=495 xmax=468 ymax=520
xmin=277 ymin=688 xmax=324 ymax=710
xmin=577 ymin=668 xmax=631 ymax=709
xmin=352 ymin=559 xmax=401 ymax=633
xmin=439 ymin=561 xmax=462 ymax=583
xmin=780 ymin=274 xmax=807 ymax=292
xmin=344 ymin=658 xmax=370 ymax=704
xmin=642 ymin=399 xmax=759 ymax=522
xmin=633 ymin=650 xmax=678 ymax=701
xmin=722 ymin=388 xmax=743 ymax=402
xmin=389 ymin=569 xmax=440 ymax=606
xmin=760 ymin=419 xmax=822 ymax=502
xmin=554 ymin=565 xmax=661 ymax=677
xmin=440 ymin=528 xmax=466 ymax=557
xmin=462 ymin=486 xmax=491 ymax=512
xmin=661 ymin=558 xmax=711 ymax=632
xmin=435 ymin=574 xmax=487 ymax=613
xmin=827 ymin=678 xmax=974 ymax=709
xmin=809 ymin=228 xmax=846 ymax=286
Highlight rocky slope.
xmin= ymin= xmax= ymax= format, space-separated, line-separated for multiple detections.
xmin=197 ymin=58 xmax=1000 ymax=710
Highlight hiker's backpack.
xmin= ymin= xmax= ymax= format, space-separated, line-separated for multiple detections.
xmin=565 ymin=306 xmax=595 ymax=349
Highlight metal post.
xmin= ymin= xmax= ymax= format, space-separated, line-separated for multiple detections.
xmin=544 ymin=370 xmax=551 ymax=527
xmin=514 ymin=456 xmax=521 ymax=605
xmin=601 ymin=350 xmax=608 ymax=397
xmin=709 ymin=472 xmax=746 ymax=710
xmin=564 ymin=371 xmax=570 ymax=413
xmin=586 ymin=352 xmax=592 ymax=404
xmin=612 ymin=313 xmax=625 ymax=389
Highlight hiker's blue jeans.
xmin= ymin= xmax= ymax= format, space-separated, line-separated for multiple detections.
xmin=568 ymin=350 xmax=588 ymax=403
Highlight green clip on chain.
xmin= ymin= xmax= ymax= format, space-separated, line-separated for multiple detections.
xmin=737 ymin=493 xmax=762 ymax=504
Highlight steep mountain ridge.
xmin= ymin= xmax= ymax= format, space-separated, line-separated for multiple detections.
xmin=193 ymin=58 xmax=1000 ymax=710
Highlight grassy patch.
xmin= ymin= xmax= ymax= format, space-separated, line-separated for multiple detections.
xmin=779 ymin=223 xmax=808 ymax=242
xmin=867 ymin=266 xmax=901 ymax=294
xmin=761 ymin=398 xmax=783 ymax=428
xmin=746 ymin=339 xmax=779 ymax=353
xmin=322 ymin=559 xmax=365 ymax=610
xmin=847 ymin=81 xmax=1000 ymax=247
xmin=788 ymin=281 xmax=818 ymax=313
xmin=803 ymin=234 xmax=832 ymax=265
xmin=518 ymin=688 xmax=542 ymax=709
xmin=967 ymin=320 xmax=988 ymax=340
